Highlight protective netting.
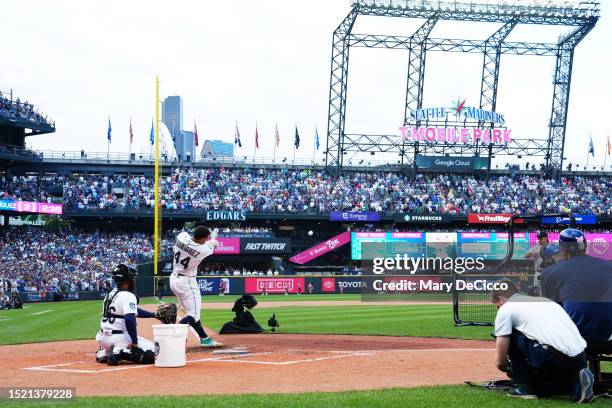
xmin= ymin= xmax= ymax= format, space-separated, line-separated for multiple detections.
xmin=453 ymin=265 xmax=534 ymax=326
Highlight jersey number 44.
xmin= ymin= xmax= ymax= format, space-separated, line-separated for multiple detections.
xmin=174 ymin=251 xmax=191 ymax=269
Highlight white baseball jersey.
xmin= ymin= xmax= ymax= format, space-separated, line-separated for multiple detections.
xmin=172 ymin=231 xmax=214 ymax=277
xmin=100 ymin=289 xmax=138 ymax=333
xmin=170 ymin=231 xmax=215 ymax=321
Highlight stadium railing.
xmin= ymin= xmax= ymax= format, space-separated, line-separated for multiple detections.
xmin=36 ymin=149 xmax=612 ymax=172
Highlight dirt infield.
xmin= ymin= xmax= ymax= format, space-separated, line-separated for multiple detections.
xmin=0 ymin=317 xmax=498 ymax=397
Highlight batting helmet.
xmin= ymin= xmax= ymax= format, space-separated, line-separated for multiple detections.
xmin=542 ymin=243 xmax=561 ymax=258
xmin=112 ymin=264 xmax=138 ymax=283
xmin=558 ymin=228 xmax=587 ymax=254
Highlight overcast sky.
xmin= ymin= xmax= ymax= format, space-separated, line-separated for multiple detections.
xmin=2 ymin=0 xmax=610 ymax=168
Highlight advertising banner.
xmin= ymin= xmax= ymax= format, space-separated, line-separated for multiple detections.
xmin=529 ymin=232 xmax=612 ymax=260
xmin=467 ymin=213 xmax=523 ymax=224
xmin=8 ymin=215 xmax=45 ymax=226
xmin=351 ymin=232 xmax=425 ymax=260
xmin=541 ymin=214 xmax=597 ymax=225
xmin=458 ymin=232 xmax=530 ymax=260
xmin=204 ymin=210 xmax=246 ymax=222
xmin=245 ymin=277 xmax=305 ymax=294
xmin=329 ymin=212 xmax=381 ymax=222
xmin=240 ymin=238 xmax=291 ymax=254
xmin=415 ymin=155 xmax=489 ymax=171
xmin=289 ymin=231 xmax=351 ymax=264
xmin=394 ymin=213 xmax=451 ymax=223
xmin=0 ymin=199 xmax=63 ymax=215
xmin=213 ymin=238 xmax=240 ymax=255
xmin=321 ymin=277 xmax=336 ymax=292
xmin=196 ymin=277 xmax=231 ymax=295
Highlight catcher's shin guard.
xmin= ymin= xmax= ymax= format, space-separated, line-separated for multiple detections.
xmin=119 ymin=348 xmax=155 ymax=364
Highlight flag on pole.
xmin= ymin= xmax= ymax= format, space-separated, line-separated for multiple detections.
xmin=275 ymin=124 xmax=280 ymax=147
xmin=315 ymin=128 xmax=320 ymax=150
xmin=107 ymin=117 xmax=112 ymax=142
xmin=255 ymin=125 xmax=260 ymax=149
xmin=294 ymin=126 xmax=300 ymax=149
xmin=588 ymin=135 xmax=595 ymax=157
xmin=149 ymin=119 xmax=154 ymax=145
xmin=234 ymin=123 xmax=242 ymax=148
xmin=194 ymin=120 xmax=199 ymax=147
xmin=607 ymin=135 xmax=611 ymax=156
xmin=129 ymin=118 xmax=133 ymax=145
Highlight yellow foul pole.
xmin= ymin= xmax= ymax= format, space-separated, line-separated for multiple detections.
xmin=154 ymin=76 xmax=161 ymax=278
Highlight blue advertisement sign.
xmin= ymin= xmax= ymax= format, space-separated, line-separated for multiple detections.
xmin=541 ymin=214 xmax=596 ymax=225
xmin=330 ymin=212 xmax=381 ymax=222
xmin=196 ymin=277 xmax=231 ymax=295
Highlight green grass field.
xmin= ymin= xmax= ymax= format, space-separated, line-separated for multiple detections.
xmin=1 ymin=296 xmax=609 ymax=407
xmin=200 ymin=293 xmax=454 ymax=302
xmin=201 ymin=293 xmax=365 ymax=302
xmin=0 ymin=297 xmax=490 ymax=345
xmin=2 ymin=386 xmax=610 ymax=408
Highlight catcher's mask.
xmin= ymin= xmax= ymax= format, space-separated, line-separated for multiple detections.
xmin=112 ymin=264 xmax=138 ymax=290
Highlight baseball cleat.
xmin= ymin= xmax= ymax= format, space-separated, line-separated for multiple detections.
xmin=200 ymin=337 xmax=223 ymax=348
xmin=95 ymin=348 xmax=108 ymax=364
xmin=573 ymin=368 xmax=594 ymax=403
xmin=507 ymin=387 xmax=537 ymax=400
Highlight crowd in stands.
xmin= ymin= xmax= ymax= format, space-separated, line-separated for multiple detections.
xmin=0 ymin=93 xmax=54 ymax=128
xmin=199 ymin=264 xmax=278 ymax=276
xmin=0 ymin=175 xmax=64 ymax=202
xmin=0 ymin=227 xmax=152 ymax=294
xmin=60 ymin=169 xmax=610 ymax=215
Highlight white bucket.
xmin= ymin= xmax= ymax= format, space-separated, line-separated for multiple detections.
xmin=152 ymin=324 xmax=189 ymax=367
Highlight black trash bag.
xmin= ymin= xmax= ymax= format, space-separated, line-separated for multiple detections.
xmin=219 ymin=296 xmax=264 ymax=334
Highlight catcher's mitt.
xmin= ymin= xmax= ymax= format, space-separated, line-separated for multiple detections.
xmin=156 ymin=303 xmax=178 ymax=324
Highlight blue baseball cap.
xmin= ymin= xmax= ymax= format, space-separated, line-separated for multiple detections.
xmin=558 ymin=228 xmax=587 ymax=253
xmin=542 ymin=243 xmax=561 ymax=258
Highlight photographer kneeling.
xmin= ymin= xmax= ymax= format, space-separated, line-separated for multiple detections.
xmin=492 ymin=280 xmax=594 ymax=402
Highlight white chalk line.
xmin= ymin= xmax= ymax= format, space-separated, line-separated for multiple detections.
xmin=32 ymin=310 xmax=51 ymax=316
xmin=215 ymin=351 xmax=373 ymax=366
xmin=21 ymin=348 xmax=493 ymax=374
xmin=23 ymin=352 xmax=269 ymax=373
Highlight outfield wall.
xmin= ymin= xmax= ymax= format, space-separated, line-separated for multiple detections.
xmin=15 ymin=273 xmax=535 ymax=303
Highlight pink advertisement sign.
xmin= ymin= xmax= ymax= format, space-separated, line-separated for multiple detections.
xmin=245 ymin=277 xmax=305 ymax=294
xmin=321 ymin=278 xmax=336 ymax=292
xmin=213 ymin=238 xmax=240 ymax=255
xmin=529 ymin=232 xmax=611 ymax=260
xmin=289 ymin=231 xmax=352 ymax=265
xmin=0 ymin=199 xmax=63 ymax=215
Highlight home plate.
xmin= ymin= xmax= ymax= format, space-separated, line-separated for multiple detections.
xmin=213 ymin=347 xmax=251 ymax=355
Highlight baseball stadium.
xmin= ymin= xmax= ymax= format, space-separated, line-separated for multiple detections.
xmin=1 ymin=0 xmax=611 ymax=407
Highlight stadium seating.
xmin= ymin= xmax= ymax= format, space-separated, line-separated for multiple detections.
xmin=0 ymin=94 xmax=54 ymax=128
xmin=18 ymin=170 xmax=612 ymax=215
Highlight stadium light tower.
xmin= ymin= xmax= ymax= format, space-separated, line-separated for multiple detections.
xmin=327 ymin=1 xmax=600 ymax=174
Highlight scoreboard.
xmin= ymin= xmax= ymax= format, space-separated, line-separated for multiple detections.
xmin=457 ymin=232 xmax=530 ymax=260
xmin=351 ymin=231 xmax=612 ymax=261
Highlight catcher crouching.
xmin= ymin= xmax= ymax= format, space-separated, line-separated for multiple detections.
xmin=95 ymin=264 xmax=178 ymax=365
